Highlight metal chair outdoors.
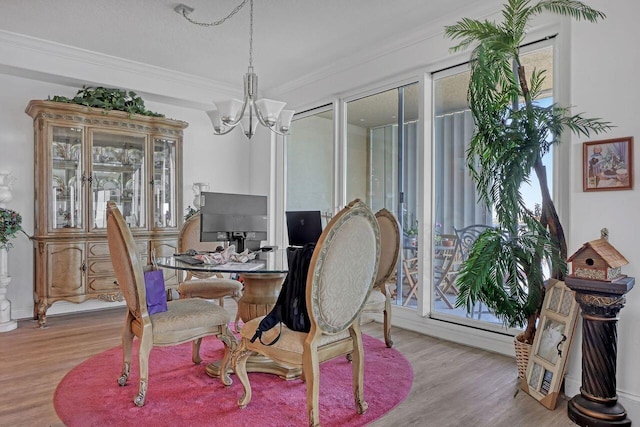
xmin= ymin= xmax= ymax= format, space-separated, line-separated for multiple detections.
xmin=453 ymin=224 xmax=492 ymax=318
xmin=106 ymin=201 xmax=236 ymax=406
xmin=231 ymin=199 xmax=380 ymax=427
xmin=432 ymin=234 xmax=459 ymax=308
xmin=402 ymin=256 xmax=419 ymax=307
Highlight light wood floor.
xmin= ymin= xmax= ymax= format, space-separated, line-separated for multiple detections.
xmin=0 ymin=301 xmax=577 ymax=427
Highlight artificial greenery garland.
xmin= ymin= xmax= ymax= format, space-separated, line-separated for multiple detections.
xmin=49 ymin=86 xmax=164 ymax=117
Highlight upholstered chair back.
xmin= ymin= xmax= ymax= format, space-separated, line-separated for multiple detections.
xmin=373 ymin=209 xmax=400 ymax=289
xmin=106 ymin=201 xmax=145 ymax=319
xmin=308 ymin=199 xmax=380 ymax=335
xmin=179 ymin=213 xmax=222 ymax=253
xmin=179 ymin=213 xmax=223 ymax=280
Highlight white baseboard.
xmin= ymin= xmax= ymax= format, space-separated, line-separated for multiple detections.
xmin=13 ymin=300 xmax=126 ymax=324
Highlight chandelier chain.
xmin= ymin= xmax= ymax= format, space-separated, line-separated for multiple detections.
xmin=249 ymin=0 xmax=253 ymax=68
xmin=179 ymin=0 xmax=249 ymax=28
xmin=178 ymin=0 xmax=254 ymax=68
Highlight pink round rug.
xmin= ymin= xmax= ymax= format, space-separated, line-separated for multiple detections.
xmin=54 ymin=334 xmax=412 ymax=426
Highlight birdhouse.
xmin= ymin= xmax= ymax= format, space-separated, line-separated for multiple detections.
xmin=567 ymin=238 xmax=628 ymax=282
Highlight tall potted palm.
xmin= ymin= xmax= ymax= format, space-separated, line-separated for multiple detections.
xmin=444 ymin=0 xmax=610 ymax=353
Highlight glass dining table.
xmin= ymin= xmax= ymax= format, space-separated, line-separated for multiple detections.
xmin=155 ymin=249 xmax=301 ymax=379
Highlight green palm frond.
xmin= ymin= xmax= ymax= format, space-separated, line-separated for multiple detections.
xmin=554 ymin=108 xmax=613 ymax=137
xmin=502 ymin=0 xmax=530 ymax=44
xmin=455 ymin=223 xmax=565 ymax=328
xmin=528 ymin=68 xmax=547 ymax=99
xmin=529 ymin=0 xmax=606 ymax=22
xmin=445 ymin=18 xmax=505 ymax=53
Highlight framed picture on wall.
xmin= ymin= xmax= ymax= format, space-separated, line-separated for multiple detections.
xmin=583 ymin=136 xmax=634 ymax=191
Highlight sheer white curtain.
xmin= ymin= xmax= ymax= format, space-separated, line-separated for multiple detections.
xmin=434 ymin=110 xmax=491 ymax=235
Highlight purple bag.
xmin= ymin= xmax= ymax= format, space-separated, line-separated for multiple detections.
xmin=143 ymin=269 xmax=168 ymax=315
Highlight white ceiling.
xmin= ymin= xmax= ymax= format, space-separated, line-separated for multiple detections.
xmin=0 ymin=0 xmax=485 ymax=95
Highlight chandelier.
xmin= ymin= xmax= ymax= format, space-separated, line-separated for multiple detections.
xmin=175 ymin=0 xmax=294 ymax=139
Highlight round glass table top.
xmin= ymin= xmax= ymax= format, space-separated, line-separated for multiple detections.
xmin=155 ymin=249 xmax=289 ymax=274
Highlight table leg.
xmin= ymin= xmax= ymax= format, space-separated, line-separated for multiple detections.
xmin=205 ymin=273 xmax=302 ymax=380
xmin=236 ymin=273 xmax=284 ymax=322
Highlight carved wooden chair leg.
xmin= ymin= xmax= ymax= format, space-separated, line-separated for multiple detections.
xmin=191 ymin=337 xmax=203 ymax=364
xmin=383 ymin=295 xmax=393 ymax=347
xmin=217 ymin=326 xmax=236 ymax=386
xmin=233 ymin=342 xmax=253 ymax=409
xmin=303 ymin=344 xmax=321 ymax=427
xmin=351 ymin=325 xmax=368 ymax=415
xmin=135 ymin=333 xmax=153 ymax=407
xmin=118 ymin=314 xmax=134 ymax=386
xmin=232 ymin=292 xmax=243 ymax=333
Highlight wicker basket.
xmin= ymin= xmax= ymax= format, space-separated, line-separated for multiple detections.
xmin=514 ymin=335 xmax=532 ymax=380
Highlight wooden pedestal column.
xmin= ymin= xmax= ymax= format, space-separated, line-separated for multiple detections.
xmin=565 ymin=276 xmax=634 ymax=427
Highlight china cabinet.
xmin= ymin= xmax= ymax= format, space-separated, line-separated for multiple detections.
xmin=26 ymin=100 xmax=188 ymax=326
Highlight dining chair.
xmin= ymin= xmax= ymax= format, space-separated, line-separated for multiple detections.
xmin=433 ymin=234 xmax=460 ymax=309
xmin=106 ymin=201 xmax=236 ymax=407
xmin=232 ymin=199 xmax=380 ymax=427
xmin=361 ymin=208 xmax=400 ymax=347
xmin=177 ymin=212 xmax=243 ymax=307
xmin=402 ymin=257 xmax=419 ymax=306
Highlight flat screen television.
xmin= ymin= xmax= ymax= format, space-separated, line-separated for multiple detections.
xmin=200 ymin=191 xmax=268 ymax=252
xmin=285 ymin=210 xmax=323 ymax=247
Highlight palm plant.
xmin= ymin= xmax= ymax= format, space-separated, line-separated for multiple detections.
xmin=444 ymin=0 xmax=611 ymax=344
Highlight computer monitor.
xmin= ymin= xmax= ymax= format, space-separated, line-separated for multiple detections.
xmin=200 ymin=192 xmax=268 ymax=252
xmin=286 ymin=210 xmax=323 ymax=247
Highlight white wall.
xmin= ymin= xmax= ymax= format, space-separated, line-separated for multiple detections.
xmin=566 ymin=0 xmax=640 ymax=416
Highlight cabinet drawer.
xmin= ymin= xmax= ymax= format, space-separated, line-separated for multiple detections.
xmin=87 ymin=276 xmax=120 ymax=293
xmin=87 ymin=259 xmax=115 ymax=276
xmin=88 ymin=241 xmax=147 ymax=257
xmin=88 ymin=256 xmax=148 ymax=276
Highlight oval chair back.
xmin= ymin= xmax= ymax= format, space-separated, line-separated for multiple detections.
xmin=179 ymin=213 xmax=222 ymax=280
xmin=308 ymin=199 xmax=381 ymax=335
xmin=107 ymin=201 xmax=145 ymax=319
xmin=233 ymin=199 xmax=380 ymax=427
xmin=373 ymin=209 xmax=401 ymax=288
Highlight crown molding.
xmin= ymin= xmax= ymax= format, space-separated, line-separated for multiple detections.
xmin=0 ymin=29 xmax=241 ymax=109
xmin=266 ymin=0 xmax=505 ymax=99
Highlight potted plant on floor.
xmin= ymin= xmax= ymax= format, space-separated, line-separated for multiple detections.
xmin=444 ymin=0 xmax=610 ymax=370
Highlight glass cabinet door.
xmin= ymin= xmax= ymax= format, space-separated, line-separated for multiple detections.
xmin=152 ymin=138 xmax=177 ymax=229
xmin=51 ymin=126 xmax=84 ymax=230
xmin=90 ymin=131 xmax=146 ymax=231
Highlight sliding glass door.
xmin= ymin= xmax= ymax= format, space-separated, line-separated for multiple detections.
xmin=285 ymin=105 xmax=334 ymax=230
xmin=345 ymin=82 xmax=419 ymax=307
